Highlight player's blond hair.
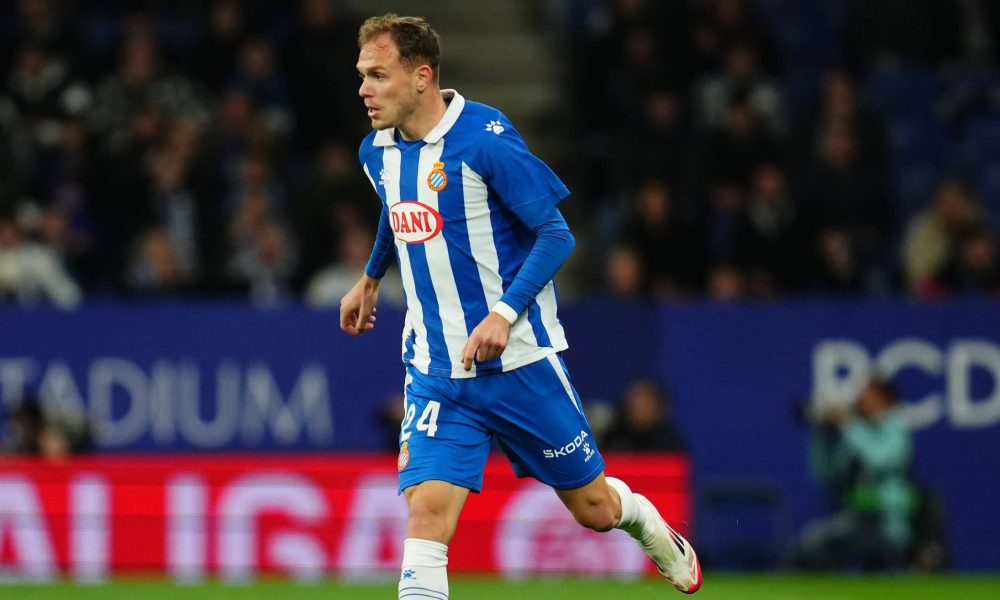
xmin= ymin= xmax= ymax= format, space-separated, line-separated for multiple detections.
xmin=358 ymin=13 xmax=441 ymax=84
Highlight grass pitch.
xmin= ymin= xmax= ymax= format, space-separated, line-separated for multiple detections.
xmin=1 ymin=573 xmax=997 ymax=599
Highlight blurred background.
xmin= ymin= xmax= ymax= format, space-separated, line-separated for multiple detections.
xmin=0 ymin=0 xmax=999 ymax=593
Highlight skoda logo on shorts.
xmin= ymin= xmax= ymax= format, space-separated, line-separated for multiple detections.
xmin=542 ymin=430 xmax=591 ymax=460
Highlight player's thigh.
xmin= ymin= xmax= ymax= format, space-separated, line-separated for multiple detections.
xmin=484 ymin=354 xmax=605 ymax=490
xmin=398 ymin=368 xmax=492 ymax=494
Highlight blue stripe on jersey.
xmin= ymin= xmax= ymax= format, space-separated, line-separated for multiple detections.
xmin=399 ymin=146 xmax=451 ymax=374
xmin=526 ymin=299 xmax=552 ymax=347
xmin=437 ymin=143 xmax=498 ymax=368
xmin=486 ymin=191 xmax=522 ymax=293
xmin=403 ymin=326 xmax=416 ymax=364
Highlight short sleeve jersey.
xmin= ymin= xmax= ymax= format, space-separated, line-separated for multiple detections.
xmin=358 ymin=90 xmax=570 ymax=378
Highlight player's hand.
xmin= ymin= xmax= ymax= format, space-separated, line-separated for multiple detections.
xmin=461 ymin=311 xmax=512 ymax=371
xmin=340 ymin=275 xmax=380 ymax=336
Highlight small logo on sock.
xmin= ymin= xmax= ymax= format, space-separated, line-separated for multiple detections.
xmin=402 ymin=568 xmax=416 ymax=580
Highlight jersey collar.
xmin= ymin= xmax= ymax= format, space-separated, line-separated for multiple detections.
xmin=373 ymin=89 xmax=465 ymax=147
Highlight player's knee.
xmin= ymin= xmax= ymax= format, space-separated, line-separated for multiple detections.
xmin=570 ymin=499 xmax=618 ymax=532
xmin=408 ymin=497 xmax=455 ymax=541
xmin=574 ymin=506 xmax=617 ymax=532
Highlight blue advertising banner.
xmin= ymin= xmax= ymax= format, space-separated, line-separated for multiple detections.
xmin=656 ymin=301 xmax=1000 ymax=571
xmin=0 ymin=303 xmax=405 ymax=452
xmin=1 ymin=300 xmax=997 ymax=569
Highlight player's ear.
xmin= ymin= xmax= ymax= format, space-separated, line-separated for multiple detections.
xmin=414 ymin=64 xmax=433 ymax=91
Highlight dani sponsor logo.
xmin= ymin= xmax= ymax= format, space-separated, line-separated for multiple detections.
xmin=389 ymin=201 xmax=443 ymax=244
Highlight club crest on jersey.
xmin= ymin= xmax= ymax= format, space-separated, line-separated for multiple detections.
xmin=427 ymin=161 xmax=448 ymax=192
xmin=398 ymin=441 xmax=410 ymax=471
xmin=390 ymin=200 xmax=444 ymax=244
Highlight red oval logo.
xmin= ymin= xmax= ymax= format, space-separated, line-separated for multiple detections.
xmin=389 ymin=201 xmax=444 ymax=244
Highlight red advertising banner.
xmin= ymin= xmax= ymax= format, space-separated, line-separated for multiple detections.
xmin=0 ymin=453 xmax=689 ymax=580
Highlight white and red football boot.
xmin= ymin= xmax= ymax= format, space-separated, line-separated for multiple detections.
xmin=633 ymin=494 xmax=703 ymax=594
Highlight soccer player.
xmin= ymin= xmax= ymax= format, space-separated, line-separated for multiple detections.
xmin=340 ymin=14 xmax=702 ymax=598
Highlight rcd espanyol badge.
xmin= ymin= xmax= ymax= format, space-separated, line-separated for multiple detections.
xmin=398 ymin=440 xmax=410 ymax=471
xmin=427 ymin=161 xmax=448 ymax=192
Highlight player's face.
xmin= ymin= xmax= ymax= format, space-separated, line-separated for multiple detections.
xmin=357 ymin=34 xmax=420 ymax=132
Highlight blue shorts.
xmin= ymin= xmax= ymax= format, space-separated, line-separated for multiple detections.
xmin=396 ymin=354 xmax=605 ymax=494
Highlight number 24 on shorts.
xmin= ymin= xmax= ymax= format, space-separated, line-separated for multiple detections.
xmin=401 ymin=400 xmax=441 ymax=440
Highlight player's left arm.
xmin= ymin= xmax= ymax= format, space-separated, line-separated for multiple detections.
xmin=461 ymin=117 xmax=574 ymax=370
xmin=461 ymin=209 xmax=574 ymax=370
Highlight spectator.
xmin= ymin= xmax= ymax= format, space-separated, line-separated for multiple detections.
xmin=701 ymin=181 xmax=746 ymax=264
xmin=305 ymin=222 xmax=404 ymax=308
xmin=604 ymin=244 xmax=646 ymax=300
xmin=812 ymin=227 xmax=866 ymax=294
xmin=89 ymin=33 xmax=207 ymax=156
xmin=291 ymin=139 xmax=372 ymax=287
xmin=692 ymin=94 xmax=783 ymax=192
xmin=1 ymin=394 xmax=90 ymax=459
xmin=125 ymin=227 xmax=195 ymax=296
xmin=230 ymin=36 xmax=292 ymax=136
xmin=798 ymin=378 xmax=916 ymax=571
xmin=900 ymin=179 xmax=986 ymax=296
xmin=734 ymin=162 xmax=814 ymax=295
xmin=30 ymin=114 xmax=100 ymax=289
xmin=696 ymin=40 xmax=784 ymax=136
xmin=796 ymin=69 xmax=886 ymax=175
xmin=603 ymin=378 xmax=685 ymax=452
xmin=227 ymin=218 xmax=296 ymax=307
xmin=612 ymin=87 xmax=690 ymax=189
xmin=706 ymin=261 xmax=747 ymax=301
xmin=802 ymin=122 xmax=891 ymax=275
xmin=621 ymin=179 xmax=702 ymax=298
xmin=930 ymin=225 xmax=1000 ymax=297
xmin=194 ymin=0 xmax=248 ymax=93
xmin=0 ymin=210 xmax=81 ymax=308
xmin=697 ymin=0 xmax=780 ymax=75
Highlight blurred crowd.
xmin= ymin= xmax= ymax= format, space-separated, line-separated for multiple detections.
xmin=1 ymin=0 xmax=1000 ymax=308
xmin=567 ymin=0 xmax=1000 ymax=300
xmin=0 ymin=0 xmax=377 ymax=308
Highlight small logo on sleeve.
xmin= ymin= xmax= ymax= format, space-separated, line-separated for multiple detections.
xmin=485 ymin=120 xmax=505 ymax=135
xmin=427 ymin=161 xmax=448 ymax=192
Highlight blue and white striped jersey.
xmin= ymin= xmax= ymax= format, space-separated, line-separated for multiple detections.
xmin=359 ymin=90 xmax=570 ymax=378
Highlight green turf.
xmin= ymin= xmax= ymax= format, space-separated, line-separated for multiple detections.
xmin=0 ymin=574 xmax=997 ymax=599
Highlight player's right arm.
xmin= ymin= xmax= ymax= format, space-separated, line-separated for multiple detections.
xmin=340 ymin=206 xmax=394 ymax=336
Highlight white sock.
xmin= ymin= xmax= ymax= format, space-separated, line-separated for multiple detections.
xmin=606 ymin=476 xmax=642 ymax=533
xmin=399 ymin=538 xmax=449 ymax=599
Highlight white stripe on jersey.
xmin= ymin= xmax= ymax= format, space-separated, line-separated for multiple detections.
xmin=545 ymin=354 xmax=582 ymax=415
xmin=362 ymin=163 xmax=376 ymax=189
xmin=417 ymin=142 xmax=471 ymax=377
xmin=536 ymin=281 xmax=568 ymax=349
xmin=460 ymin=162 xmax=503 ymax=371
xmin=384 ymin=147 xmax=432 ymax=374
